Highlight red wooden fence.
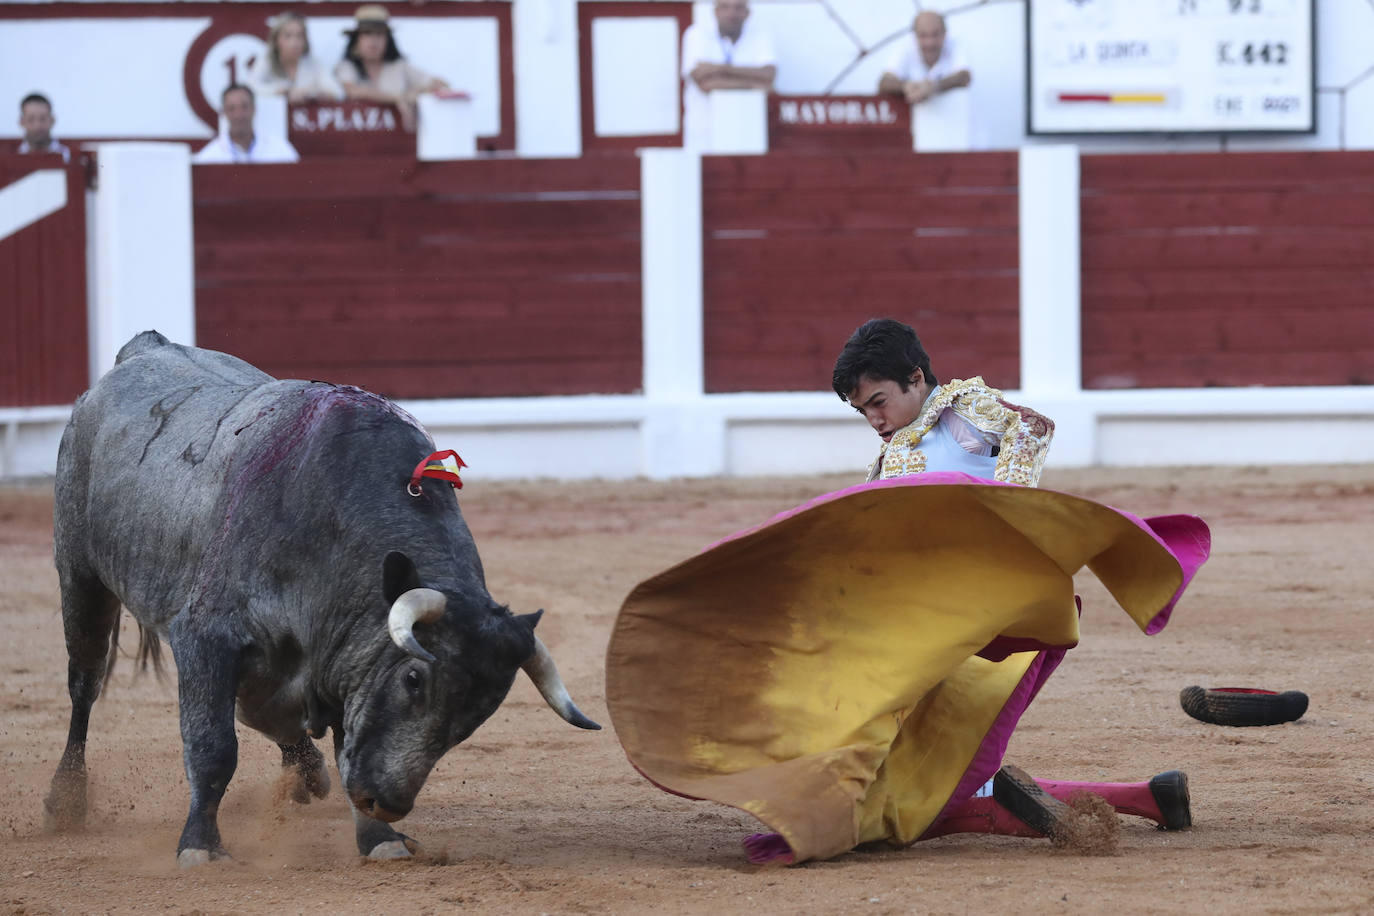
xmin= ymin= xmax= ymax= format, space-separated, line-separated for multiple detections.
xmin=701 ymin=151 xmax=1021 ymax=393
xmin=191 ymin=155 xmax=643 ymax=399
xmin=10 ymin=150 xmax=1372 ymax=408
xmin=1080 ymin=152 xmax=1374 ymax=389
xmin=0 ymin=156 xmax=89 ymax=408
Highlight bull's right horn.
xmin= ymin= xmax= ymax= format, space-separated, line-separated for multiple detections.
xmin=522 ymin=636 xmax=602 ymax=730
xmin=388 ymin=588 xmax=446 ymax=663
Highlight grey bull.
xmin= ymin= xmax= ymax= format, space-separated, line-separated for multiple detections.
xmin=44 ymin=331 xmax=599 ymax=867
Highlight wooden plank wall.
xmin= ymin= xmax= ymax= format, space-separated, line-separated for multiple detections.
xmin=1081 ymin=152 xmax=1374 ymax=389
xmin=701 ymin=152 xmax=1021 ymax=394
xmin=0 ymin=156 xmax=89 ymax=408
xmin=193 ymin=156 xmax=643 ymax=399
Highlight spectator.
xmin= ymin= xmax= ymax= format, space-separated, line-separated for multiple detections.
xmin=680 ymin=0 xmax=777 ymax=151
xmin=878 ymin=11 xmax=971 ymax=106
xmin=247 ymin=11 xmax=344 ymax=103
xmin=193 ymin=84 xmax=300 ymax=164
xmin=17 ymin=93 xmax=71 ymax=163
xmin=334 ymin=4 xmax=449 ymax=132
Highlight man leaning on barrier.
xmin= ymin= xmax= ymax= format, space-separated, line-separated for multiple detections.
xmin=681 ymin=0 xmax=777 ymax=150
xmin=878 ymin=11 xmax=972 ymax=107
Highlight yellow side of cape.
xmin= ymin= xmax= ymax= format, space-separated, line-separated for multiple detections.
xmin=606 ymin=481 xmax=1189 ymax=863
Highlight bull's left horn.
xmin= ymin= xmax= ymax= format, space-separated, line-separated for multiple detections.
xmin=388 ymin=588 xmax=446 ymax=663
xmin=522 ymin=637 xmax=601 ymax=730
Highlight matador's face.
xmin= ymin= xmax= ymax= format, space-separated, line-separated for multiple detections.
xmin=848 ymin=371 xmax=932 ymax=443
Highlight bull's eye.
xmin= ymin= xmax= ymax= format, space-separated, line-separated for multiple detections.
xmin=405 ymin=669 xmax=424 ymax=694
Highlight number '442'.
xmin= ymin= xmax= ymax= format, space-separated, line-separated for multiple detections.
xmin=1216 ymin=41 xmax=1289 ymax=65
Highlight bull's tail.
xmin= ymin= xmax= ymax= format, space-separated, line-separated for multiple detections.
xmin=136 ymin=622 xmax=167 ymax=681
xmin=101 ymin=612 xmax=167 ymax=691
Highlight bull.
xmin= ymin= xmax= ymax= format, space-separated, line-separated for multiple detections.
xmin=44 ymin=331 xmax=599 ymax=867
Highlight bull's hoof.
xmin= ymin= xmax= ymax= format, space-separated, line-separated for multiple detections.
xmin=367 ymin=840 xmax=414 ymax=860
xmin=280 ymin=738 xmax=330 ymax=803
xmin=366 ymin=832 xmax=421 ymax=861
xmin=43 ymin=779 xmax=88 ymax=833
xmin=286 ymin=764 xmax=331 ymax=804
xmin=177 ymin=849 xmax=211 ymax=869
xmin=304 ymin=763 xmax=331 ymax=800
xmin=177 ymin=847 xmax=232 ymax=869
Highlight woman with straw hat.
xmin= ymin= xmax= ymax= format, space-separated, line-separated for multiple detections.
xmin=334 ymin=4 xmax=448 ymax=130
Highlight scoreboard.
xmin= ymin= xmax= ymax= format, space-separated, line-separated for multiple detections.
xmin=1027 ymin=0 xmax=1315 ymax=134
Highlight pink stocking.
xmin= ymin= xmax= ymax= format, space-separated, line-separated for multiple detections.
xmin=744 ymin=777 xmax=1172 ymax=861
xmin=747 ymin=795 xmax=1044 ymax=861
xmin=1033 ymin=778 xmax=1163 ymax=824
xmin=919 ymin=795 xmax=1044 ymax=839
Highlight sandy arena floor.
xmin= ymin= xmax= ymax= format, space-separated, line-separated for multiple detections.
xmin=2 ymin=465 xmax=1372 ymax=915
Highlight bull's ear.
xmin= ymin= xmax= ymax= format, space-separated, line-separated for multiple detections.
xmin=382 ymin=551 xmax=423 ymax=604
xmin=515 ymin=609 xmax=544 ymax=632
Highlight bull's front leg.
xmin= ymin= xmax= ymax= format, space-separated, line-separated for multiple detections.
xmin=331 ymin=727 xmax=419 ymax=860
xmin=169 ymin=617 xmax=241 ymax=868
xmin=278 ymin=736 xmax=330 ymax=804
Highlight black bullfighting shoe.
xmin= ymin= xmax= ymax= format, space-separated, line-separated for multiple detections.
xmin=1149 ymin=770 xmax=1192 ymax=830
xmin=992 ymin=764 xmax=1073 ymax=840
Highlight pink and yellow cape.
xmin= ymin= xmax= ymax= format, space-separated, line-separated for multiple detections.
xmin=605 ymin=473 xmax=1210 ymax=863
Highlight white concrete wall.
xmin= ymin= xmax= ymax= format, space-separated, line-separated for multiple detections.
xmin=0 ymin=408 xmax=69 ymax=481
xmin=89 ymin=143 xmax=196 ymax=382
xmin=514 ymin=0 xmax=583 ymax=156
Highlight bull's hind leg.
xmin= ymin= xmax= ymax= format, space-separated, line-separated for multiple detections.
xmin=169 ymin=615 xmax=241 ymax=868
xmin=278 ymin=736 xmax=330 ymax=804
xmin=44 ymin=575 xmax=121 ymax=832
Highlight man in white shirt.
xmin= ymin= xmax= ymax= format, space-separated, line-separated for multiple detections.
xmin=193 ymin=84 xmax=300 ymax=165
xmin=680 ymin=0 xmax=777 ymax=151
xmin=17 ymin=93 xmax=72 ymax=163
xmin=878 ymin=11 xmax=971 ymax=106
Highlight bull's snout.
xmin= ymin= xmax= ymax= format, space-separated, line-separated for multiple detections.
xmin=348 ymin=789 xmax=411 ymax=823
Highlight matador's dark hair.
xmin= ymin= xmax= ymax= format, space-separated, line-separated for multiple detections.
xmin=832 ymin=318 xmax=938 ymax=402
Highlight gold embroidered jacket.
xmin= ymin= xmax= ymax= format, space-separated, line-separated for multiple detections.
xmin=867 ymin=377 xmax=1055 ymax=487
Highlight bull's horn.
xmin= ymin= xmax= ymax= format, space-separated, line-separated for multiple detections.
xmin=522 ymin=637 xmax=601 ymax=730
xmin=387 ymin=588 xmax=446 ymax=663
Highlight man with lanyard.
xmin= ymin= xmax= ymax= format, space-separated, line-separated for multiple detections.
xmin=680 ymin=0 xmax=777 ymax=150
xmin=193 ymin=84 xmax=299 ymax=165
